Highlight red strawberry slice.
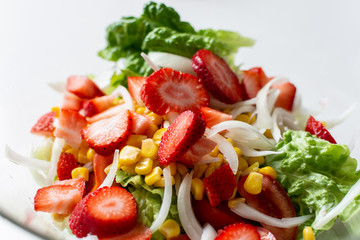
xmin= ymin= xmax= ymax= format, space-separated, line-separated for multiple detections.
xmin=158 ymin=110 xmax=206 ymax=165
xmin=203 ymin=164 xmax=237 ymax=207
xmin=34 ymin=184 xmax=82 ymax=214
xmin=241 ymin=67 xmax=270 ymax=99
xmin=92 ymin=154 xmax=115 ymax=192
xmin=83 ymin=95 xmax=116 ymax=117
xmin=81 ymin=110 xmax=133 ymax=156
xmin=192 ymin=49 xmax=243 ymax=104
xmin=128 ymin=76 xmax=146 ymax=107
xmin=99 ymin=224 xmax=152 ymax=240
xmin=57 ymin=152 xmax=78 ymax=181
xmin=272 ymin=81 xmax=296 ymax=111
xmin=215 ymin=223 xmax=261 ymax=240
xmin=131 ymin=111 xmax=152 ymax=135
xmin=30 ymin=111 xmax=56 ymax=137
xmin=179 ymin=136 xmax=217 ymax=166
xmin=54 ymin=108 xmax=88 ymax=148
xmin=305 ymin=115 xmax=336 ymax=143
xmin=200 ymin=107 xmax=233 ymax=128
xmin=140 ymin=68 xmax=209 ymax=115
xmin=88 ymin=104 xmax=127 ymax=124
xmin=54 ymin=178 xmax=86 ymax=197
xmin=62 ymin=92 xmax=85 ymax=111
xmin=69 ymin=186 xmax=138 ymax=238
xmin=66 ymin=75 xmax=104 ymax=99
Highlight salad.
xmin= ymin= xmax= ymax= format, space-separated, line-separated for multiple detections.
xmin=5 ymin=1 xmax=360 ymax=240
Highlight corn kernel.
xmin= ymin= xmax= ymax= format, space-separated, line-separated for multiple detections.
xmin=119 ymin=146 xmax=141 ymax=165
xmin=146 ymin=123 xmax=159 ymax=138
xmin=264 ymin=129 xmax=273 ymax=139
xmin=238 ymin=157 xmax=249 ymax=171
xmin=77 ymin=145 xmax=90 ymax=164
xmin=145 ymin=166 xmax=163 ymax=186
xmin=234 ymin=147 xmax=242 ymax=157
xmin=104 ymin=164 xmax=112 ymax=175
xmin=147 ymin=112 xmax=164 ymax=126
xmin=209 ymin=146 xmax=219 ymax=157
xmin=136 ymin=107 xmax=146 ymax=114
xmin=71 ymin=167 xmax=89 ymax=181
xmin=126 ymin=135 xmax=147 ymax=148
xmin=226 ymin=138 xmax=236 ymax=147
xmin=259 ymin=166 xmax=277 ymax=180
xmin=65 ymin=148 xmax=75 ymax=155
xmin=152 ymin=128 xmax=167 ymax=144
xmin=176 ymin=163 xmax=188 ymax=176
xmin=112 ymin=97 xmax=124 ymax=105
xmin=247 ymin=156 xmax=265 ymax=166
xmin=303 ymin=227 xmax=315 ymax=240
xmin=235 ymin=114 xmax=249 ymax=122
xmin=135 ymin=157 xmax=153 ymax=175
xmin=191 ymin=178 xmax=205 ymax=200
xmin=159 ymin=219 xmax=180 ymax=238
xmin=154 ymin=176 xmax=175 ymax=188
xmin=86 ymin=148 xmax=95 ymax=162
xmin=168 ymin=162 xmax=177 ymax=176
xmin=51 ymin=106 xmax=60 ymax=118
xmin=217 ymin=153 xmax=224 ymax=162
xmin=244 ymin=172 xmax=263 ymax=195
xmin=228 ymin=198 xmax=246 ymax=209
xmin=247 ymin=112 xmax=256 ymax=124
xmin=121 ymin=163 xmax=137 ymax=175
xmin=141 ymin=139 xmax=158 ymax=159
xmin=194 ymin=164 xmax=207 ymax=179
xmin=241 ymin=162 xmax=260 ymax=176
xmin=204 ymin=166 xmax=215 ymax=178
xmin=51 ymin=213 xmax=68 ymax=222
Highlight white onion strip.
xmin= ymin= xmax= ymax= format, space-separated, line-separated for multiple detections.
xmin=312 ymin=177 xmax=360 ymax=230
xmin=201 ymin=223 xmax=217 ymax=240
xmin=237 ymin=143 xmax=280 ymax=157
xmin=150 ymin=166 xmax=172 ymax=233
xmin=230 ymin=201 xmax=312 ymax=228
xmin=148 ymin=52 xmax=195 ymax=75
xmin=5 ymin=145 xmax=51 ymax=172
xmin=178 ymin=172 xmax=203 ymax=240
xmin=195 ymin=155 xmax=220 ymax=165
xmin=210 ymin=97 xmax=257 ymax=110
xmin=111 ymin=85 xmax=135 ymax=112
xmin=141 ymin=52 xmax=160 ymax=72
xmin=46 ymin=137 xmax=65 ymax=185
xmin=324 ymin=103 xmax=357 ymax=129
xmin=99 ymin=149 xmax=119 ymax=189
xmin=229 ymin=105 xmax=256 ymax=119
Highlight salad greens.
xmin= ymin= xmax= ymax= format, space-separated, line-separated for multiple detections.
xmin=99 ymin=1 xmax=254 ymax=90
xmin=266 ymin=130 xmax=360 ymax=238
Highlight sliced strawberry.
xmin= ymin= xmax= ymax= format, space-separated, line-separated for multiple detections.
xmin=131 ymin=111 xmax=152 ymax=135
xmin=128 ymin=76 xmax=146 ymax=107
xmin=30 ymin=111 xmax=56 ymax=137
xmin=140 ymin=68 xmax=209 ymax=115
xmin=69 ymin=186 xmax=138 ymax=238
xmin=256 ymin=227 xmax=276 ymax=240
xmin=92 ymin=154 xmax=115 ymax=191
xmin=272 ymin=81 xmax=296 ymax=111
xmin=200 ymin=107 xmax=233 ymax=128
xmin=305 ymin=115 xmax=336 ymax=143
xmin=169 ymin=235 xmax=191 ymax=240
xmin=57 ymin=152 xmax=78 ymax=181
xmin=158 ymin=110 xmax=206 ymax=165
xmin=34 ymin=184 xmax=82 ymax=214
xmin=83 ymin=95 xmax=115 ymax=117
xmin=54 ymin=178 xmax=86 ymax=197
xmin=88 ymin=104 xmax=127 ymax=124
xmin=179 ymin=136 xmax=217 ymax=166
xmin=203 ymin=164 xmax=237 ymax=207
xmin=54 ymin=108 xmax=88 ymax=148
xmin=241 ymin=67 xmax=270 ymax=99
xmin=66 ymin=75 xmax=104 ymax=99
xmin=192 ymin=49 xmax=243 ymax=104
xmin=62 ymin=92 xmax=85 ymax=111
xmin=99 ymin=224 xmax=152 ymax=240
xmin=215 ymin=222 xmax=261 ymax=240
xmin=81 ymin=110 xmax=132 ymax=156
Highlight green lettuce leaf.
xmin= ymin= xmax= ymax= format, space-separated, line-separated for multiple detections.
xmin=266 ymin=130 xmax=360 ymax=238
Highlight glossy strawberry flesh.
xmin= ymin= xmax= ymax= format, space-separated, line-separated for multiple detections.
xmin=131 ymin=111 xmax=152 ymax=135
xmin=305 ymin=115 xmax=336 ymax=144
xmin=57 ymin=152 xmax=78 ymax=180
xmin=98 ymin=224 xmax=152 ymax=240
xmin=54 ymin=178 xmax=86 ymax=197
xmin=272 ymin=81 xmax=296 ymax=111
xmin=128 ymin=76 xmax=146 ymax=107
xmin=215 ymin=222 xmax=261 ymax=240
xmin=200 ymin=107 xmax=233 ymax=128
xmin=66 ymin=75 xmax=104 ymax=99
xmin=83 ymin=95 xmax=115 ymax=117
xmin=30 ymin=111 xmax=56 ymax=137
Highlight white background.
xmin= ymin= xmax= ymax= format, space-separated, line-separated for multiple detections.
xmin=1 ymin=0 xmax=360 ymax=239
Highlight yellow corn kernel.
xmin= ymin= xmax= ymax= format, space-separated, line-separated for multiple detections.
xmin=141 ymin=139 xmax=159 ymax=159
xmin=247 ymin=156 xmax=265 ymax=166
xmin=247 ymin=112 xmax=256 ymax=124
xmin=65 ymin=148 xmax=75 ymax=155
xmin=86 ymin=148 xmax=95 ymax=162
xmin=241 ymin=162 xmax=260 ymax=176
xmin=135 ymin=157 xmax=153 ymax=175
xmin=136 ymin=107 xmax=146 ymax=114
xmin=146 ymin=123 xmax=159 ymax=138
xmin=217 ymin=153 xmax=224 ymax=162
xmin=204 ymin=165 xmax=215 ymax=178
xmin=152 ymin=128 xmax=167 ymax=144
xmin=51 ymin=106 xmax=60 ymax=118
xmin=112 ymin=97 xmax=124 ymax=105
xmin=147 ymin=112 xmax=164 ymax=126
xmin=228 ymin=198 xmax=246 ymax=209
xmin=244 ymin=172 xmax=263 ymax=195
xmin=191 ymin=178 xmax=205 ymax=200
xmin=71 ymin=167 xmax=89 ymax=181
xmin=259 ymin=166 xmax=277 ymax=180
xmin=303 ymin=227 xmax=315 ymax=240
xmin=226 ymin=138 xmax=236 ymax=147
xmin=159 ymin=219 xmax=180 ymax=238
xmin=77 ymin=145 xmax=90 ymax=164
xmin=126 ymin=135 xmax=147 ymax=148
xmin=209 ymin=146 xmax=219 ymax=157
xmin=194 ymin=164 xmax=208 ymax=179
xmin=154 ymin=176 xmax=175 ymax=188
xmin=119 ymin=146 xmax=141 ymax=165
xmin=51 ymin=213 xmax=68 ymax=222
xmin=104 ymin=164 xmax=112 ymax=175
xmin=264 ymin=129 xmax=273 ymax=139
xmin=168 ymin=162 xmax=177 ymax=176
xmin=145 ymin=166 xmax=163 ymax=186
xmin=176 ymin=163 xmax=188 ymax=176
xmin=238 ymin=157 xmax=249 ymax=171
xmin=121 ymin=163 xmax=137 ymax=175
xmin=235 ymin=114 xmax=249 ymax=122
xmin=234 ymin=147 xmax=242 ymax=157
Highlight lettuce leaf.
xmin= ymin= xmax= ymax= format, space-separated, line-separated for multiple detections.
xmin=266 ymin=130 xmax=360 ymax=238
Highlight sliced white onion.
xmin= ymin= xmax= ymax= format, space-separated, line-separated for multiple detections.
xmin=229 ymin=105 xmax=256 ymax=119
xmin=150 ymin=166 xmax=172 ymax=233
xmin=148 ymin=52 xmax=195 ymax=75
xmin=205 ymin=130 xmax=238 ymax=174
xmin=92 ymin=69 xmax=114 ymax=90
xmin=271 ymin=107 xmax=300 ymax=142
xmin=230 ymin=201 xmax=312 ymax=228
xmin=29 ymin=169 xmax=48 ymax=187
xmin=267 ymin=89 xmax=280 ymax=112
xmin=178 ymin=172 xmax=203 ymax=240
xmin=201 ymin=223 xmax=217 ymax=240
xmin=195 ymin=155 xmax=220 ymax=165
xmin=46 ymin=137 xmax=65 ymax=185
xmin=163 ymin=120 xmax=170 ymax=129
xmin=48 ymin=81 xmax=66 ymax=94
xmin=99 ymin=149 xmax=119 ymax=189
xmin=324 ymin=103 xmax=357 ymax=129
xmin=209 ymin=97 xmax=257 ymax=110
xmin=141 ymin=52 xmax=160 ymax=72
xmin=111 ymin=85 xmax=134 ymax=112
xmin=83 ymin=161 xmax=94 ymax=172
xmin=312 ymin=177 xmax=360 ymax=230
xmin=5 ymin=145 xmax=51 ymax=172
xmin=236 ymin=143 xmax=280 ymax=157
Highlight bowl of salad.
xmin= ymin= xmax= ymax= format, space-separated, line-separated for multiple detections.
xmin=1 ymin=1 xmax=360 ymax=240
